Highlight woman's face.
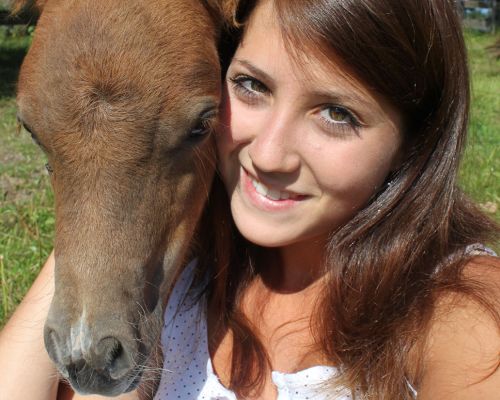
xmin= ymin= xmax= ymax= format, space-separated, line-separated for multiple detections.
xmin=217 ymin=0 xmax=403 ymax=249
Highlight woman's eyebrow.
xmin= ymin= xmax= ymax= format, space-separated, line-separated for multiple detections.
xmin=309 ymin=89 xmax=374 ymax=110
xmin=231 ymin=58 xmax=274 ymax=83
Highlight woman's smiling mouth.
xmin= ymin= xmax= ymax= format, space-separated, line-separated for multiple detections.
xmin=241 ymin=167 xmax=308 ymax=211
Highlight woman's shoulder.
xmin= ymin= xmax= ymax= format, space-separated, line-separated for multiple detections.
xmin=418 ymin=255 xmax=500 ymax=399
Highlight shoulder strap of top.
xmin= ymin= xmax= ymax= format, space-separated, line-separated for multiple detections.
xmin=465 ymin=243 xmax=497 ymax=257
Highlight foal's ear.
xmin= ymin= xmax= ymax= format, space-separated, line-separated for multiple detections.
xmin=202 ymin=0 xmax=242 ymax=27
xmin=10 ymin=0 xmax=46 ymax=15
xmin=220 ymin=0 xmax=241 ymax=25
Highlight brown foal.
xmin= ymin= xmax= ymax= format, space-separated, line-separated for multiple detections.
xmin=14 ymin=0 xmax=235 ymax=397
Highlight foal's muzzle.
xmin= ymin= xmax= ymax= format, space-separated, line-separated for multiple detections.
xmin=44 ymin=323 xmax=144 ymax=395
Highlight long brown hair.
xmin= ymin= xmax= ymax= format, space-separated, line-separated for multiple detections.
xmin=199 ymin=0 xmax=499 ymax=398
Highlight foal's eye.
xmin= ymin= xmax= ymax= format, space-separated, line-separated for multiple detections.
xmin=188 ymin=109 xmax=217 ymax=140
xmin=30 ymin=131 xmax=41 ymax=146
xmin=189 ymin=120 xmax=211 ymax=138
xmin=18 ymin=117 xmax=42 ymax=147
xmin=17 ymin=116 xmax=52 ymax=173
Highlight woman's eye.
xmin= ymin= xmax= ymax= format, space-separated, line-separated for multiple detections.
xmin=320 ymin=106 xmax=353 ymax=124
xmin=229 ymin=75 xmax=268 ymax=101
xmin=318 ymin=105 xmax=361 ymax=135
xmin=240 ymin=78 xmax=267 ymax=93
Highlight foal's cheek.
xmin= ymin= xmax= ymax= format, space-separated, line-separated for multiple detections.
xmin=214 ymin=128 xmax=236 ymax=187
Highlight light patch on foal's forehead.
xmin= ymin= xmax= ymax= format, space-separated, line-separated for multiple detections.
xmin=70 ymin=307 xmax=92 ymax=361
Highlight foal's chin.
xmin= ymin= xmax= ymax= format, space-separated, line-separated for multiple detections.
xmin=65 ymin=365 xmax=144 ymax=397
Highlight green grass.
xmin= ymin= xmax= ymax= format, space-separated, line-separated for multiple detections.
xmin=0 ymin=28 xmax=54 ymax=326
xmin=0 ymin=29 xmax=499 ymax=328
xmin=460 ymin=32 xmax=500 ymax=217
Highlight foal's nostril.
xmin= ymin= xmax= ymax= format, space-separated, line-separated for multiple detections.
xmin=97 ymin=337 xmax=132 ymax=380
xmin=44 ymin=326 xmax=70 ymax=376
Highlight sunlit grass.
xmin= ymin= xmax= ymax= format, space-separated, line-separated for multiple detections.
xmin=460 ymin=31 xmax=500 ymax=219
xmin=0 ymin=92 xmax=54 ymax=325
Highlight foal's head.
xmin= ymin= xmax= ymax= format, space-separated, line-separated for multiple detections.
xmin=16 ymin=0 xmax=223 ymax=395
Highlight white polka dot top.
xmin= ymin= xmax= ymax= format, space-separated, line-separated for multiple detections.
xmin=153 ymin=260 xmax=354 ymax=400
xmin=154 ymin=245 xmax=497 ymax=399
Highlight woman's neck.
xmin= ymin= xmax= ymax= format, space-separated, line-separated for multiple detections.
xmin=208 ymin=234 xmax=332 ymax=391
xmin=258 ymin=234 xmax=328 ymax=293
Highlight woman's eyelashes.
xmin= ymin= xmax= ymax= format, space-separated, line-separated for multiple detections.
xmin=318 ymin=105 xmax=362 ymax=135
xmin=229 ymin=74 xmax=268 ymax=103
xmin=228 ymin=73 xmax=362 ymax=136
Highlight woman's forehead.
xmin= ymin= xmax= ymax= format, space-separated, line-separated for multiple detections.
xmin=238 ymin=4 xmax=357 ymax=90
xmin=235 ymin=4 xmax=402 ymax=128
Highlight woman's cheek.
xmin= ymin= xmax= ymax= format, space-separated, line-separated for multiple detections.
xmin=226 ymin=96 xmax=263 ymax=145
xmin=312 ymin=144 xmax=395 ymax=206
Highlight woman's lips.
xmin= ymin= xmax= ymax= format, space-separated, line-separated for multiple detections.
xmin=240 ymin=167 xmax=307 ymax=211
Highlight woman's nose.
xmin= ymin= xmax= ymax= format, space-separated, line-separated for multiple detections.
xmin=247 ymin=113 xmax=301 ymax=174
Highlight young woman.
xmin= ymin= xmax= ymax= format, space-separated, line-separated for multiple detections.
xmin=1 ymin=0 xmax=499 ymax=399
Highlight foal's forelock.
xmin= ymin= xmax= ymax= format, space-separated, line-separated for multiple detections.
xmin=15 ymin=0 xmax=227 ymax=396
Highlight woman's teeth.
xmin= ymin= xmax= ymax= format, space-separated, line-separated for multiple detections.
xmin=251 ymin=177 xmax=296 ymax=201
